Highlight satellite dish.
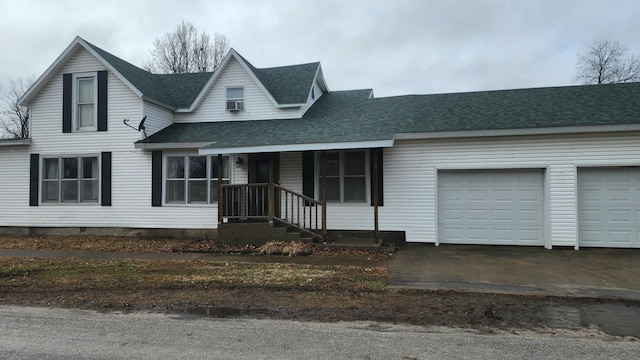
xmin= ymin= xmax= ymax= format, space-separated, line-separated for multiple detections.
xmin=137 ymin=116 xmax=147 ymax=131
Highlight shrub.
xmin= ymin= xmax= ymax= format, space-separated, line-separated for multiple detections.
xmin=258 ymin=241 xmax=312 ymax=257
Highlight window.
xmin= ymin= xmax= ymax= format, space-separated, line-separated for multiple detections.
xmin=210 ymin=156 xmax=230 ymax=202
xmin=73 ymin=73 xmax=97 ymax=130
xmin=317 ymin=150 xmax=368 ymax=203
xmin=41 ymin=156 xmax=99 ymax=204
xmin=226 ymin=87 xmax=244 ymax=111
xmin=165 ymin=155 xmax=230 ymax=204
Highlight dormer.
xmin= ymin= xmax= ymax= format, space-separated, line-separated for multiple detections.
xmin=174 ymin=49 xmax=329 ymax=123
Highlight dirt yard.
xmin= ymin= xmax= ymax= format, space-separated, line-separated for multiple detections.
xmin=1 ymin=235 xmax=638 ymax=336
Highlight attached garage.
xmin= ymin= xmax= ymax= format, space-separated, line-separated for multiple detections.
xmin=438 ymin=169 xmax=545 ymax=246
xmin=578 ymin=167 xmax=640 ymax=248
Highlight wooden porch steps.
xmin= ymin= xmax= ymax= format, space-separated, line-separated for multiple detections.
xmin=323 ymin=238 xmax=396 ymax=252
xmin=217 ymin=221 xmax=318 ymax=246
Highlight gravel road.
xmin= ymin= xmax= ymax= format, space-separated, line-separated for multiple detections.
xmin=0 ymin=306 xmax=637 ymax=359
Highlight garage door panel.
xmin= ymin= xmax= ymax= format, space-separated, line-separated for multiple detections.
xmin=580 ymin=189 xmax=602 ymax=202
xmin=608 ymin=210 xmax=631 ymax=222
xmin=517 ymin=189 xmax=540 ymax=201
xmin=438 ymin=169 xmax=545 ymax=246
xmin=517 ymin=209 xmax=542 ymax=222
xmin=608 ymin=189 xmax=631 ymax=202
xmin=518 ymin=229 xmax=543 ymax=241
xmin=578 ymin=167 xmax=640 ymax=248
xmin=609 ymin=231 xmax=632 ymax=244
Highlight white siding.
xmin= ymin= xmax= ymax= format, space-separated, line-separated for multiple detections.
xmin=547 ymin=165 xmax=577 ymax=248
xmin=0 ymin=148 xmax=30 ymax=219
xmin=175 ymin=58 xmax=301 ymax=123
xmin=232 ymin=154 xmax=248 ymax=183
xmin=0 ymin=48 xmax=218 ymax=230
xmin=300 ymin=80 xmax=323 ymax=115
xmin=278 ymin=151 xmax=375 ymax=230
xmin=142 ymin=101 xmax=174 ymax=137
xmin=384 ymin=133 xmax=640 ymax=245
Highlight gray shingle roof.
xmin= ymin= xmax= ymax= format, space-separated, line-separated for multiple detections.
xmin=138 ymin=89 xmax=379 ymax=149
xmin=234 ymin=52 xmax=319 ymax=104
xmin=85 ymin=40 xmax=212 ymax=109
xmin=86 ymin=40 xmax=319 ymax=108
xmin=137 ymin=81 xmax=640 ymax=151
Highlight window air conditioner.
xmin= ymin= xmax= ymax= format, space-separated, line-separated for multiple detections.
xmin=227 ymin=101 xmax=241 ymax=111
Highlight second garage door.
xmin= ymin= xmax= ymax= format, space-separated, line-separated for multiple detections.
xmin=438 ymin=169 xmax=545 ymax=246
xmin=578 ymin=167 xmax=640 ymax=248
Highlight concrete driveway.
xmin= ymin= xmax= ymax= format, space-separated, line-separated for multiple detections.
xmin=388 ymin=244 xmax=640 ymax=300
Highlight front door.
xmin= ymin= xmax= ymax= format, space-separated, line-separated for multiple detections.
xmin=248 ymin=153 xmax=280 ymax=217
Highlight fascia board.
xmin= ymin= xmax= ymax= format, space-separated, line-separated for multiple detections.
xmin=134 ymin=142 xmax=213 ymax=150
xmin=198 ymin=139 xmax=394 ymax=155
xmin=395 ymin=124 xmax=640 ymax=140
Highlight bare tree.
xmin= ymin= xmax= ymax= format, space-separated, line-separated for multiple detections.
xmin=575 ymin=40 xmax=640 ymax=84
xmin=144 ymin=21 xmax=230 ymax=74
xmin=0 ymin=77 xmax=34 ymax=139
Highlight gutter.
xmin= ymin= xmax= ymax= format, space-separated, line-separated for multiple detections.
xmin=395 ymin=124 xmax=640 ymax=140
xmin=0 ymin=138 xmax=32 ymax=147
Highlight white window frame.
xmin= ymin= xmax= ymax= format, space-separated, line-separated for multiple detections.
xmin=72 ymin=72 xmax=98 ymax=131
xmin=163 ymin=154 xmax=231 ymax=205
xmin=40 ymin=155 xmax=101 ymax=205
xmin=315 ymin=150 xmax=369 ymax=204
xmin=226 ymin=86 xmax=245 ymax=112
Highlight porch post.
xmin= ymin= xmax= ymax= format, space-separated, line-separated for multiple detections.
xmin=268 ymin=156 xmax=274 ymax=224
xmin=217 ymin=154 xmax=223 ymax=224
xmin=373 ymin=149 xmax=380 ymax=246
xmin=321 ymin=151 xmax=327 ymax=243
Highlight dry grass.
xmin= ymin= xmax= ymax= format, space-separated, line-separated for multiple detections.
xmin=1 ymin=237 xmax=635 ymax=332
xmin=0 ymin=235 xmax=392 ymax=261
xmin=0 ymin=256 xmax=608 ymax=331
xmin=0 ymin=257 xmax=387 ymax=291
xmin=0 ymin=235 xmax=192 ymax=253
xmin=257 ymin=241 xmax=313 ymax=256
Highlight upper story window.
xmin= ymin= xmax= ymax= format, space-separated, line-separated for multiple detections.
xmin=63 ymin=71 xmax=107 ymax=133
xmin=226 ymin=87 xmax=245 ymax=112
xmin=74 ymin=73 xmax=97 ymax=130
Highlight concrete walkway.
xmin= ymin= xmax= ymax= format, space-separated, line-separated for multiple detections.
xmin=388 ymin=244 xmax=640 ymax=300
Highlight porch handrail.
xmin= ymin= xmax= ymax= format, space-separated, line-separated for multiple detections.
xmin=272 ymin=184 xmax=323 ymax=240
xmin=220 ymin=183 xmax=325 ymax=241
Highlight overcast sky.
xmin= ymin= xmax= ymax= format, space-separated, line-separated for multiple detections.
xmin=1 ymin=0 xmax=639 ymax=97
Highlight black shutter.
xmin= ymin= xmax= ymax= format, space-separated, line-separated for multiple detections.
xmin=97 ymin=71 xmax=108 ymax=131
xmin=370 ymin=148 xmax=384 ymax=206
xmin=29 ymin=154 xmax=39 ymax=206
xmin=152 ymin=151 xmax=163 ymax=207
xmin=62 ymin=73 xmax=72 ymax=133
xmin=101 ymin=152 xmax=112 ymax=206
xmin=302 ymin=151 xmax=315 ymax=199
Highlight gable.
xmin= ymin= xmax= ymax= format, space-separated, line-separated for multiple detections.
xmin=21 ymin=37 xmax=210 ymax=111
xmin=175 ymin=57 xmax=301 ymax=123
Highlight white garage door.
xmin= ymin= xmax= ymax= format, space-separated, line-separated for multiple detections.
xmin=438 ymin=169 xmax=545 ymax=246
xmin=578 ymin=167 xmax=640 ymax=248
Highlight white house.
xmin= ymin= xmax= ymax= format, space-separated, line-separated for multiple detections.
xmin=2 ymin=36 xmax=640 ymax=249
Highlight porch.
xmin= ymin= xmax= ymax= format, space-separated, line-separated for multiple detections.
xmin=214 ymin=150 xmax=386 ymax=247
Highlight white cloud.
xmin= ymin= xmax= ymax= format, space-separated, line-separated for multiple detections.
xmin=1 ymin=0 xmax=640 ymax=97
